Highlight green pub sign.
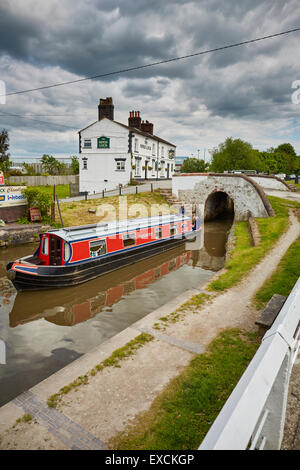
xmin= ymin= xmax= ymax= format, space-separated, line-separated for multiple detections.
xmin=97 ymin=136 xmax=110 ymax=149
xmin=168 ymin=149 xmax=175 ymax=159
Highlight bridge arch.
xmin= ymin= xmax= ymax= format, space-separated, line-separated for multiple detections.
xmin=204 ymin=190 xmax=234 ymax=221
xmin=172 ymin=173 xmax=274 ymax=221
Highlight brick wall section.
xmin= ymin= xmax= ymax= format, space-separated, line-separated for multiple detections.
xmin=0 ymin=205 xmax=28 ymax=223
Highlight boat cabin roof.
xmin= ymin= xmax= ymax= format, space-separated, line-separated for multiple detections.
xmin=47 ymin=214 xmax=190 ymax=242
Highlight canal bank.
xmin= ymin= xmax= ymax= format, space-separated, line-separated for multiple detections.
xmin=0 ymin=209 xmax=299 ymax=450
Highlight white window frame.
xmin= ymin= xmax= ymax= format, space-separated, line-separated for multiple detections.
xmin=115 ymin=160 xmax=125 ymax=171
xmin=89 ymin=239 xmax=107 ymax=258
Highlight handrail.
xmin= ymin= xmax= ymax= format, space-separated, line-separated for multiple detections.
xmin=199 ymin=276 xmax=300 ymax=450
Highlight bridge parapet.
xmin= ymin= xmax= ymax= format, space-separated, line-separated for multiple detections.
xmin=172 ymin=173 xmax=274 ymax=221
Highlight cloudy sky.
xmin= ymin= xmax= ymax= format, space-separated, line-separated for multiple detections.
xmin=0 ymin=0 xmax=300 ymax=161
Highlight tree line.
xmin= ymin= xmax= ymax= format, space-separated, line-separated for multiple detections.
xmin=180 ymin=138 xmax=300 ymax=175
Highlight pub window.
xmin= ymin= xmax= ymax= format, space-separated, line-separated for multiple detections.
xmin=152 ymin=143 xmax=156 ymax=155
xmin=155 ymin=227 xmax=163 ymax=239
xmin=116 ymin=160 xmax=125 ymax=171
xmin=161 ymin=146 xmax=164 ymax=157
xmin=89 ymin=239 xmax=107 ymax=258
xmin=82 ymin=157 xmax=88 ymax=170
xmin=123 ymin=233 xmax=136 ymax=247
xmin=83 ymin=138 xmax=92 ymax=148
xmin=41 ymin=235 xmax=48 ymax=255
xmin=134 ymin=139 xmax=139 ymax=152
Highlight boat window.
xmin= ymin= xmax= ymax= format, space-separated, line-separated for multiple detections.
xmin=89 ymin=239 xmax=106 ymax=258
xmin=170 ymin=225 xmax=177 ymax=236
xmin=63 ymin=242 xmax=70 ymax=262
xmin=41 ymin=236 xmax=48 ymax=255
xmin=123 ymin=233 xmax=136 ymax=247
xmin=155 ymin=227 xmax=163 ymax=239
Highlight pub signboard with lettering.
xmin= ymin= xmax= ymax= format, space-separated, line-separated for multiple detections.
xmin=97 ymin=136 xmax=110 ymax=149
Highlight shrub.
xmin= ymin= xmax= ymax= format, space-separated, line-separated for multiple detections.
xmin=22 ymin=187 xmax=52 ymax=219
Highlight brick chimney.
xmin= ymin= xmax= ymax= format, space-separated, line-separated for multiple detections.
xmin=128 ymin=111 xmax=141 ymax=129
xmin=141 ymin=119 xmax=154 ymax=135
xmin=98 ymin=97 xmax=114 ymax=121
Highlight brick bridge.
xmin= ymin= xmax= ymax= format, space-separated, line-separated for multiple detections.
xmin=171 ymin=173 xmax=275 ymax=221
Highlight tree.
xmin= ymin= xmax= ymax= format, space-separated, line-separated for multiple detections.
xmin=273 ymin=143 xmax=298 ymax=175
xmin=41 ymin=154 xmax=64 ymax=175
xmin=180 ymin=158 xmax=209 ymax=173
xmin=0 ymin=129 xmax=9 ymax=162
xmin=70 ymin=155 xmax=79 ymax=174
xmin=0 ymin=129 xmax=11 ymax=174
xmin=209 ymin=137 xmax=262 ymax=173
xmin=22 ymin=162 xmax=37 ymax=175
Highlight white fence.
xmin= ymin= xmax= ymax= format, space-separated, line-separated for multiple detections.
xmin=199 ymin=276 xmax=300 ymax=450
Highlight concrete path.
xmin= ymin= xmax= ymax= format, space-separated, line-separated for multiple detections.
xmin=264 ymin=188 xmax=300 ymax=203
xmin=0 ymin=209 xmax=299 ymax=450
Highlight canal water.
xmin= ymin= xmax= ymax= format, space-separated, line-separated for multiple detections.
xmin=0 ymin=217 xmax=232 ymax=407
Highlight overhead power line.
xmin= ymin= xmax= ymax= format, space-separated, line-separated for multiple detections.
xmin=1 ymin=27 xmax=300 ymax=98
xmin=0 ymin=110 xmax=75 ymax=129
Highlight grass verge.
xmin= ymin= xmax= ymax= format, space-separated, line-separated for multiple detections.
xmin=47 ymin=333 xmax=153 ymax=408
xmin=55 ymin=191 xmax=175 ymax=227
xmin=207 ymin=196 xmax=300 ymax=292
xmin=253 ymin=235 xmax=300 ymax=310
xmin=109 ymin=328 xmax=260 ymax=450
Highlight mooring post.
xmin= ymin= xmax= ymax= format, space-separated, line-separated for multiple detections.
xmin=56 ymin=196 xmax=64 ymax=228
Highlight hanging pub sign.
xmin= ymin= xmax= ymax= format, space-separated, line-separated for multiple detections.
xmin=168 ymin=149 xmax=175 ymax=159
xmin=97 ymin=136 xmax=110 ymax=149
xmin=0 ymin=171 xmax=4 ymax=185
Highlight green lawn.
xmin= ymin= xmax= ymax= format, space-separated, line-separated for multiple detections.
xmin=254 ymin=235 xmax=300 ymax=310
xmin=109 ymin=329 xmax=260 ymax=450
xmin=29 ymin=184 xmax=70 ymax=199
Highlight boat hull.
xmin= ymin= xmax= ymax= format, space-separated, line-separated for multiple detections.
xmin=7 ymin=234 xmax=196 ymax=291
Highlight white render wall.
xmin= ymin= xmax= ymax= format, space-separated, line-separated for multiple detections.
xmin=79 ymin=118 xmax=176 ymax=193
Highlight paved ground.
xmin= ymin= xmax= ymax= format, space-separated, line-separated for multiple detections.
xmin=0 ymin=209 xmax=299 ymax=450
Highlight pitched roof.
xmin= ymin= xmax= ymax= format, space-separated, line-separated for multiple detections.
xmin=78 ymin=118 xmax=176 ymax=147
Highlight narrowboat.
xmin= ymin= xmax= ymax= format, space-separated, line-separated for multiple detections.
xmin=6 ymin=214 xmax=200 ymax=291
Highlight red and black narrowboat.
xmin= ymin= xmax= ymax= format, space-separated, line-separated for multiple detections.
xmin=6 ymin=214 xmax=200 ymax=291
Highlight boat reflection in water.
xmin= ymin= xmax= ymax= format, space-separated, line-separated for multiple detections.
xmin=9 ymin=246 xmax=192 ymax=328
xmin=9 ymin=216 xmax=232 ymax=329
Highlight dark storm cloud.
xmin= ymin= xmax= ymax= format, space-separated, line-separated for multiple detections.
xmin=1 ymin=0 xmax=300 ymax=156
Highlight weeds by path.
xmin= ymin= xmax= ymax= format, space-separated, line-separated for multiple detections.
xmin=109 ymin=328 xmax=260 ymax=450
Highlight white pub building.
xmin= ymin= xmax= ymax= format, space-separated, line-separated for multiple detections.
xmin=79 ymin=98 xmax=176 ymax=193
